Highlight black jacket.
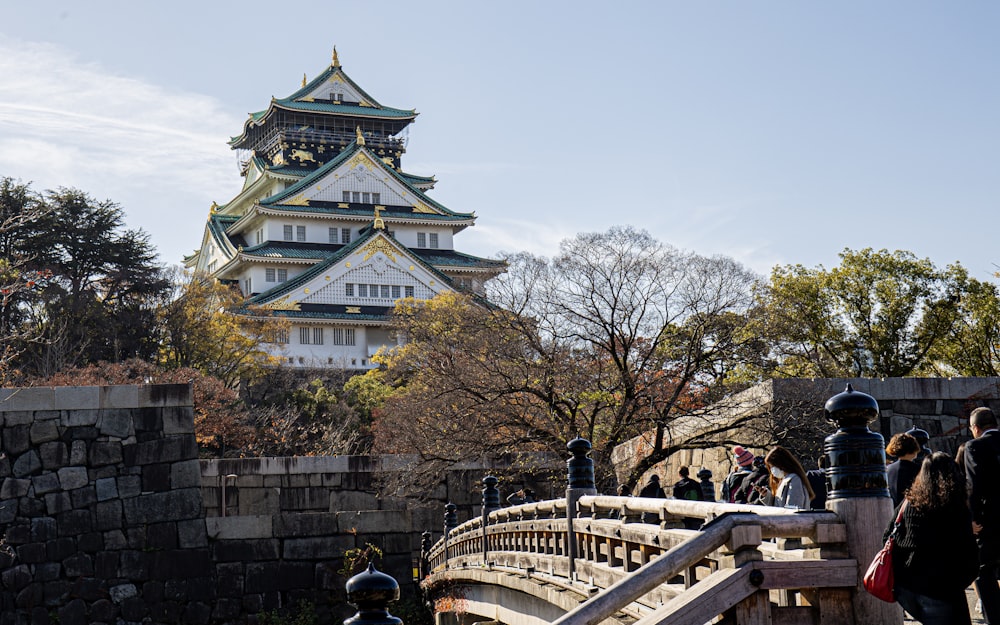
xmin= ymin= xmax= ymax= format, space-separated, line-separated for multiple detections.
xmin=966 ymin=429 xmax=1000 ymax=541
xmin=883 ymin=501 xmax=979 ymax=599
xmin=886 ymin=458 xmax=920 ymax=508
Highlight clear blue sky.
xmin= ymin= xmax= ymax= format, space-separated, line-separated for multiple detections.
xmin=2 ymin=2 xmax=997 ymax=280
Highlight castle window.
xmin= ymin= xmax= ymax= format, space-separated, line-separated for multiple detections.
xmin=405 ymin=286 xmax=414 ymax=298
xmin=283 ymin=225 xmax=293 ymax=241
xmin=299 ymin=327 xmax=311 ymax=344
xmin=342 ymin=228 xmax=351 ymax=244
xmin=270 ymin=328 xmax=289 ymax=344
xmin=370 ymin=284 xmax=379 ymax=297
xmin=329 ymin=227 xmax=338 ymax=243
xmin=358 ymin=284 xmax=368 ymax=297
xmin=417 ymin=232 xmax=426 ymax=248
xmin=352 ymin=192 xmax=361 ymax=203
xmin=313 ymin=328 xmax=324 ymax=345
xmin=345 ymin=328 xmax=355 ymax=345
xmin=296 ymin=225 xmax=306 ymax=242
xmin=265 ymin=268 xmax=276 ymax=282
xmin=373 ymin=193 xmax=380 ymax=204
xmin=391 ymin=285 xmax=401 ymax=299
xmin=429 ymin=233 xmax=439 ymax=249
xmin=277 ymin=269 xmax=288 ymax=282
xmin=380 ymin=285 xmax=390 ymax=299
xmin=345 ymin=283 xmax=354 ymax=297
xmin=342 ymin=191 xmax=350 ymax=202
xmin=244 ymin=278 xmax=252 ymax=294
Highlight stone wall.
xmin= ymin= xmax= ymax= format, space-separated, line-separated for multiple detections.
xmin=0 ymin=384 xmax=209 ymax=625
xmin=613 ymin=377 xmax=1000 ymax=499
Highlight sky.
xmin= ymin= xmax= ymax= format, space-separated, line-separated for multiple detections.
xmin=1 ymin=2 xmax=998 ymax=281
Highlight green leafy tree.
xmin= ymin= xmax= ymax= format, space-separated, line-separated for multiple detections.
xmin=750 ymin=248 xmax=962 ymax=378
xmin=926 ymin=267 xmax=1000 ymax=376
xmin=17 ymin=187 xmax=171 ymax=377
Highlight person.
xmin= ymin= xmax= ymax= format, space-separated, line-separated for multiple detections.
xmin=506 ymin=487 xmax=535 ymax=506
xmin=696 ymin=468 xmax=716 ymax=502
xmin=886 ymin=432 xmax=921 ymax=508
xmin=965 ymin=407 xmax=1000 ymax=625
xmin=805 ymin=455 xmax=829 ymax=510
xmin=722 ymin=446 xmax=755 ymax=503
xmin=886 ymin=452 xmax=979 ymax=625
xmin=734 ymin=456 xmax=770 ymax=505
xmin=759 ymin=446 xmax=814 ymax=510
xmin=616 ymin=484 xmax=632 ymax=497
xmin=907 ymin=427 xmax=933 ymax=462
xmin=672 ymin=466 xmax=704 ymax=529
xmin=638 ymin=474 xmax=666 ymax=524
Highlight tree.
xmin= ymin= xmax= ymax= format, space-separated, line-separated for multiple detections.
xmin=0 ymin=178 xmax=53 ymax=384
xmin=750 ymin=248 xmax=962 ymax=378
xmin=372 ymin=227 xmax=763 ymax=491
xmin=926 ymin=267 xmax=1000 ymax=376
xmin=17 ymin=187 xmax=171 ymax=377
xmin=158 ymin=272 xmax=288 ymax=388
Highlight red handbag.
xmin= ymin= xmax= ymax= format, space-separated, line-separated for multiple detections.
xmin=863 ymin=501 xmax=907 ymax=602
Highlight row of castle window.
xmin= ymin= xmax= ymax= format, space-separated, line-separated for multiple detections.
xmin=416 ymin=232 xmax=439 ymax=249
xmin=270 ymin=327 xmax=356 ymax=346
xmin=345 ymin=283 xmax=415 ymax=299
xmin=343 ymin=191 xmax=381 ymax=204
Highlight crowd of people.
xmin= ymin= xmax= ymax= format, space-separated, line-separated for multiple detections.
xmin=617 ymin=407 xmax=999 ymax=625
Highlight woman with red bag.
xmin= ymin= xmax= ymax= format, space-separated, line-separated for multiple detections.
xmin=885 ymin=451 xmax=979 ymax=624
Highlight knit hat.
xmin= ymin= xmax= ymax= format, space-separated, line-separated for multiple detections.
xmin=733 ymin=446 xmax=754 ymax=468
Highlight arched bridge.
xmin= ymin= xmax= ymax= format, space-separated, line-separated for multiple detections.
xmin=422 ymin=494 xmax=902 ymax=625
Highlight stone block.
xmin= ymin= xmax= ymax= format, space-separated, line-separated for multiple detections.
xmin=95 ymin=499 xmax=123 ymax=531
xmin=63 ymin=552 xmax=94 ymax=577
xmin=44 ymin=491 xmax=72 ymax=515
xmin=100 ymin=385 xmax=139 ymax=409
xmin=118 ymin=475 xmax=142 ymax=498
xmin=279 ymin=487 xmax=329 ymax=511
xmin=29 ymin=472 xmax=59 ymax=495
xmin=61 ymin=408 xmax=100 ymax=428
xmin=143 ymin=463 xmax=171 ymax=492
xmin=274 ymin=512 xmax=339 ymax=537
xmin=69 ymin=440 xmax=87 ymax=465
xmin=15 ymin=542 xmax=45 ymax=563
xmin=55 ymin=386 xmax=99 ymax=411
xmin=139 ymin=383 xmax=192 ymax=408
xmin=95 ymin=477 xmax=119 ymax=501
xmin=57 ymin=509 xmax=92 ymax=536
xmin=12 ymin=450 xmax=41 ymax=477
xmin=184 ymin=601 xmax=212 ymax=625
xmin=212 ymin=538 xmax=280 ymax=562
xmin=148 ymin=522 xmax=178 ymax=549
xmin=1 ymin=387 xmax=54 ymax=411
xmin=206 ymin=515 xmax=273 ymax=540
xmin=57 ymin=466 xmax=89 ymax=490
xmin=172 ymin=459 xmax=202 ymax=489
xmin=216 ymin=564 xmax=244 ymax=597
xmin=57 ymin=598 xmax=87 ymax=625
xmin=177 ymin=519 xmax=208 ymax=548
xmin=28 ymin=420 xmax=59 ymax=444
xmin=337 ymin=509 xmax=411 ymax=535
xmin=237 ymin=487 xmax=281 ymax=516
xmin=122 ymin=488 xmax=203 ymax=524
xmin=3 ymin=425 xmax=30 ymax=456
xmin=148 ymin=549 xmax=212 ymax=580
xmin=162 ymin=405 xmax=195 ymax=435
xmin=39 ymin=441 xmax=68 ymax=470
xmin=2 ymin=411 xmax=34 ymax=426
xmin=283 ymin=535 xmax=356 ymax=559
xmin=78 ymin=531 xmax=103 ymax=552
xmin=127 ymin=436 xmax=198 ymax=465
xmin=34 ymin=562 xmax=61 ymax=582
xmin=329 ymin=490 xmax=380 ymax=512
xmin=104 ymin=529 xmax=127 ymax=550
xmin=119 ymin=551 xmax=149 ymax=580
xmin=89 ymin=441 xmax=123 ymax=466
xmin=309 ymin=472 xmax=344 ymax=488
xmin=98 ymin=408 xmax=135 ymax=438
xmin=0 ymin=477 xmax=31 ymax=498
xmin=70 ymin=485 xmax=97 ymax=509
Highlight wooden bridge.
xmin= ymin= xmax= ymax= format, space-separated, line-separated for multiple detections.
xmin=421 ymin=494 xmax=903 ymax=625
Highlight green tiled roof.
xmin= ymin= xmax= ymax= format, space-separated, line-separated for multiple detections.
xmin=272 ymin=98 xmax=416 ymax=119
xmin=241 ymin=242 xmax=339 ymax=260
xmin=260 ymin=141 xmax=473 ymax=218
xmin=244 ymin=305 xmax=393 ymax=322
xmin=412 ymin=249 xmax=507 ymax=270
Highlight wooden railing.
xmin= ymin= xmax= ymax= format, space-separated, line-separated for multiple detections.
xmin=424 ymin=496 xmax=872 ymax=625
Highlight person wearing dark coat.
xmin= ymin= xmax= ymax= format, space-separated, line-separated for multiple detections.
xmin=638 ymin=474 xmax=666 ymax=524
xmin=886 ymin=432 xmax=922 ymax=508
xmin=965 ymin=407 xmax=1000 ymax=625
xmin=884 ymin=452 xmax=979 ymax=625
xmin=907 ymin=427 xmax=933 ymax=462
xmin=733 ymin=457 xmax=769 ymax=505
xmin=696 ymin=468 xmax=716 ymax=502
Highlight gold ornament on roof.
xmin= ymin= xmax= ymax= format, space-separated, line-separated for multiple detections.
xmin=302 ymin=73 xmax=307 ymax=87
xmin=209 ymin=201 xmax=218 ymax=214
xmin=355 ymin=126 xmax=365 ymax=146
xmin=373 ymin=206 xmax=385 ymax=230
xmin=332 ymin=46 xmax=340 ymax=68
xmin=360 ymin=238 xmax=397 ymax=262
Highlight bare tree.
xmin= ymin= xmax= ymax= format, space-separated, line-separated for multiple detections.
xmin=372 ymin=226 xmax=763 ymax=492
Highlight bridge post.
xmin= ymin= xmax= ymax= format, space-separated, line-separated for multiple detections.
xmin=419 ymin=531 xmax=432 ymax=580
xmin=343 ymin=563 xmax=403 ymax=625
xmin=823 ymin=384 xmax=902 ymax=625
xmin=481 ymin=476 xmax=501 ymax=564
xmin=443 ymin=503 xmax=457 ymax=570
xmin=566 ymin=438 xmax=597 ymax=581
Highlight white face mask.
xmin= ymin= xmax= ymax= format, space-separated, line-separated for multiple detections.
xmin=770 ymin=467 xmax=786 ymax=479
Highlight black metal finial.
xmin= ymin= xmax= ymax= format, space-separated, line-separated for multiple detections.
xmin=343 ymin=564 xmax=402 ymax=625
xmin=443 ymin=503 xmax=458 ymax=534
xmin=481 ymin=476 xmax=501 ymax=516
xmin=823 ymin=384 xmax=889 ymax=500
xmin=824 ymin=383 xmax=880 ymax=427
xmin=567 ymin=438 xmax=596 ymax=490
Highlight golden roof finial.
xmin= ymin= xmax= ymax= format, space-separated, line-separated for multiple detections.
xmin=210 ymin=201 xmax=218 ymax=214
xmin=332 ymin=46 xmax=340 ymax=68
xmin=302 ymin=73 xmax=307 ymax=87
xmin=355 ymin=126 xmax=365 ymax=146
xmin=373 ymin=206 xmax=385 ymax=230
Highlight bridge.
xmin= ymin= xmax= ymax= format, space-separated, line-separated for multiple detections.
xmin=420 ymin=384 xmax=907 ymax=625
